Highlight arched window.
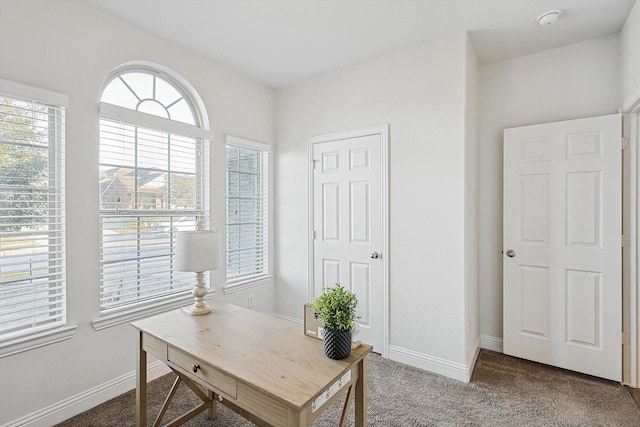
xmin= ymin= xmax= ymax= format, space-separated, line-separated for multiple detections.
xmin=101 ymin=71 xmax=197 ymax=125
xmin=98 ymin=64 xmax=211 ymax=315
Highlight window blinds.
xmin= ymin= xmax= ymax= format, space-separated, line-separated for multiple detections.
xmin=0 ymin=94 xmax=66 ymax=339
xmin=226 ymin=143 xmax=269 ymax=282
xmin=99 ymin=118 xmax=206 ymax=311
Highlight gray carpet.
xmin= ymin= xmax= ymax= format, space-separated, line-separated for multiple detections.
xmin=56 ymin=350 xmax=640 ymax=426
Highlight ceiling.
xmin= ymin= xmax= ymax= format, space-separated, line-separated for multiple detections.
xmin=82 ymin=0 xmax=636 ymax=89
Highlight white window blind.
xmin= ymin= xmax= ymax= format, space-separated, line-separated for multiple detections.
xmin=226 ymin=138 xmax=269 ymax=283
xmin=99 ymin=70 xmax=208 ymax=312
xmin=0 ymin=90 xmax=66 ymax=341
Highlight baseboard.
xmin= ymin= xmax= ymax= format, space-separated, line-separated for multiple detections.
xmin=388 ymin=345 xmax=474 ymax=383
xmin=468 ymin=336 xmax=481 ymax=381
xmin=273 ymin=313 xmax=303 ymax=324
xmin=3 ymin=361 xmax=171 ymax=427
xmin=480 ymin=334 xmax=504 ymax=353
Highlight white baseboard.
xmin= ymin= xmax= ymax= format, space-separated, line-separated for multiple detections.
xmin=468 ymin=336 xmax=481 ymax=380
xmin=3 ymin=361 xmax=171 ymax=427
xmin=273 ymin=313 xmax=303 ymax=324
xmin=480 ymin=334 xmax=504 ymax=353
xmin=388 ymin=345 xmax=474 ymax=383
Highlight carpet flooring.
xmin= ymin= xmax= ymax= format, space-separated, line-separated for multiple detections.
xmin=56 ymin=350 xmax=640 ymax=426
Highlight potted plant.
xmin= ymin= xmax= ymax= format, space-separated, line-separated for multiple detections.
xmin=312 ymin=284 xmax=358 ymax=360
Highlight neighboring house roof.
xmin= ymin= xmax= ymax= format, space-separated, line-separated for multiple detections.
xmin=99 ymin=167 xmax=168 ymax=205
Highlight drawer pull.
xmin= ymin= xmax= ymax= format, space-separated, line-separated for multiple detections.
xmin=168 ymin=347 xmax=237 ymax=398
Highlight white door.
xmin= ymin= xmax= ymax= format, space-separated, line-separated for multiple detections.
xmin=310 ymin=127 xmax=388 ymax=352
xmin=503 ymin=114 xmax=621 ymax=381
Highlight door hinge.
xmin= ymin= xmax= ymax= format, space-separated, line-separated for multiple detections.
xmin=622 ymin=234 xmax=630 ymax=248
xmin=313 ymin=230 xmax=317 ymax=239
xmin=622 ymin=137 xmax=630 ymax=150
xmin=310 ymin=159 xmax=318 ymax=169
xmin=622 ymin=331 xmax=629 ymax=345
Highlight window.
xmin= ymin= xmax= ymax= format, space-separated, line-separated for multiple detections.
xmin=0 ymin=79 xmax=71 ymax=353
xmin=99 ymin=68 xmax=210 ymax=315
xmin=225 ymin=136 xmax=269 ymax=286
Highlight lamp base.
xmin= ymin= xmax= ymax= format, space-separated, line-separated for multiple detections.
xmin=182 ymin=305 xmax=211 ymax=316
xmin=182 ymin=271 xmax=211 ymax=316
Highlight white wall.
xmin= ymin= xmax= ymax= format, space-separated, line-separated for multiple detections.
xmin=622 ymin=1 xmax=640 ymax=103
xmin=0 ymin=1 xmax=275 ymax=425
xmin=275 ymin=32 xmax=479 ymax=381
xmin=477 ymin=35 xmax=622 ymax=347
xmin=464 ymin=34 xmax=480 ymax=368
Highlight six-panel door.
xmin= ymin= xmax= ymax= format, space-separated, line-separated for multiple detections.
xmin=503 ymin=114 xmax=621 ymax=381
xmin=312 ymin=132 xmax=384 ymax=351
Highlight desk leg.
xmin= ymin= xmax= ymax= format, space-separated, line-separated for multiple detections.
xmin=355 ymin=357 xmax=367 ymax=427
xmin=208 ymin=390 xmax=217 ymax=419
xmin=136 ymin=331 xmax=147 ymax=427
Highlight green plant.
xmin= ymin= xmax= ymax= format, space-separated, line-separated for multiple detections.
xmin=312 ymin=284 xmax=359 ymax=332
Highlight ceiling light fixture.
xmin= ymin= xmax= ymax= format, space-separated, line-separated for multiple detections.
xmin=537 ymin=9 xmax=562 ymax=26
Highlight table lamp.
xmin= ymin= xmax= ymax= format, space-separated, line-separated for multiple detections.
xmin=175 ymin=230 xmax=220 ymax=315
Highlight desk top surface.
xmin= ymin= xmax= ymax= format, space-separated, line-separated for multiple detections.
xmin=132 ymin=301 xmax=372 ymax=409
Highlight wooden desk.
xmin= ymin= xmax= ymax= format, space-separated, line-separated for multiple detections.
xmin=132 ymin=301 xmax=372 ymax=427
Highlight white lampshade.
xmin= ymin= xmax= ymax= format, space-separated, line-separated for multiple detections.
xmin=175 ymin=230 xmax=220 ymax=273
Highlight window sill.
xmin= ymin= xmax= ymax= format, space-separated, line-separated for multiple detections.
xmin=223 ymin=275 xmax=272 ymax=295
xmin=0 ymin=324 xmax=78 ymax=359
xmin=92 ymin=291 xmax=213 ymax=331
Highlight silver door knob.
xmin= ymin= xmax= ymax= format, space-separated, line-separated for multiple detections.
xmin=506 ymin=249 xmax=516 ymax=258
xmin=370 ymin=251 xmax=380 ymax=259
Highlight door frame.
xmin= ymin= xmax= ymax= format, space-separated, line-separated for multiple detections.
xmin=307 ymin=125 xmax=390 ymax=357
xmin=620 ymin=89 xmax=640 ymax=387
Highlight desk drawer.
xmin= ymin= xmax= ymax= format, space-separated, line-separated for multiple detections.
xmin=167 ymin=346 xmax=237 ymax=399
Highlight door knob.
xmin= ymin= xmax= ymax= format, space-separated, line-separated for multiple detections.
xmin=370 ymin=251 xmax=380 ymax=259
xmin=506 ymin=249 xmax=516 ymax=258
